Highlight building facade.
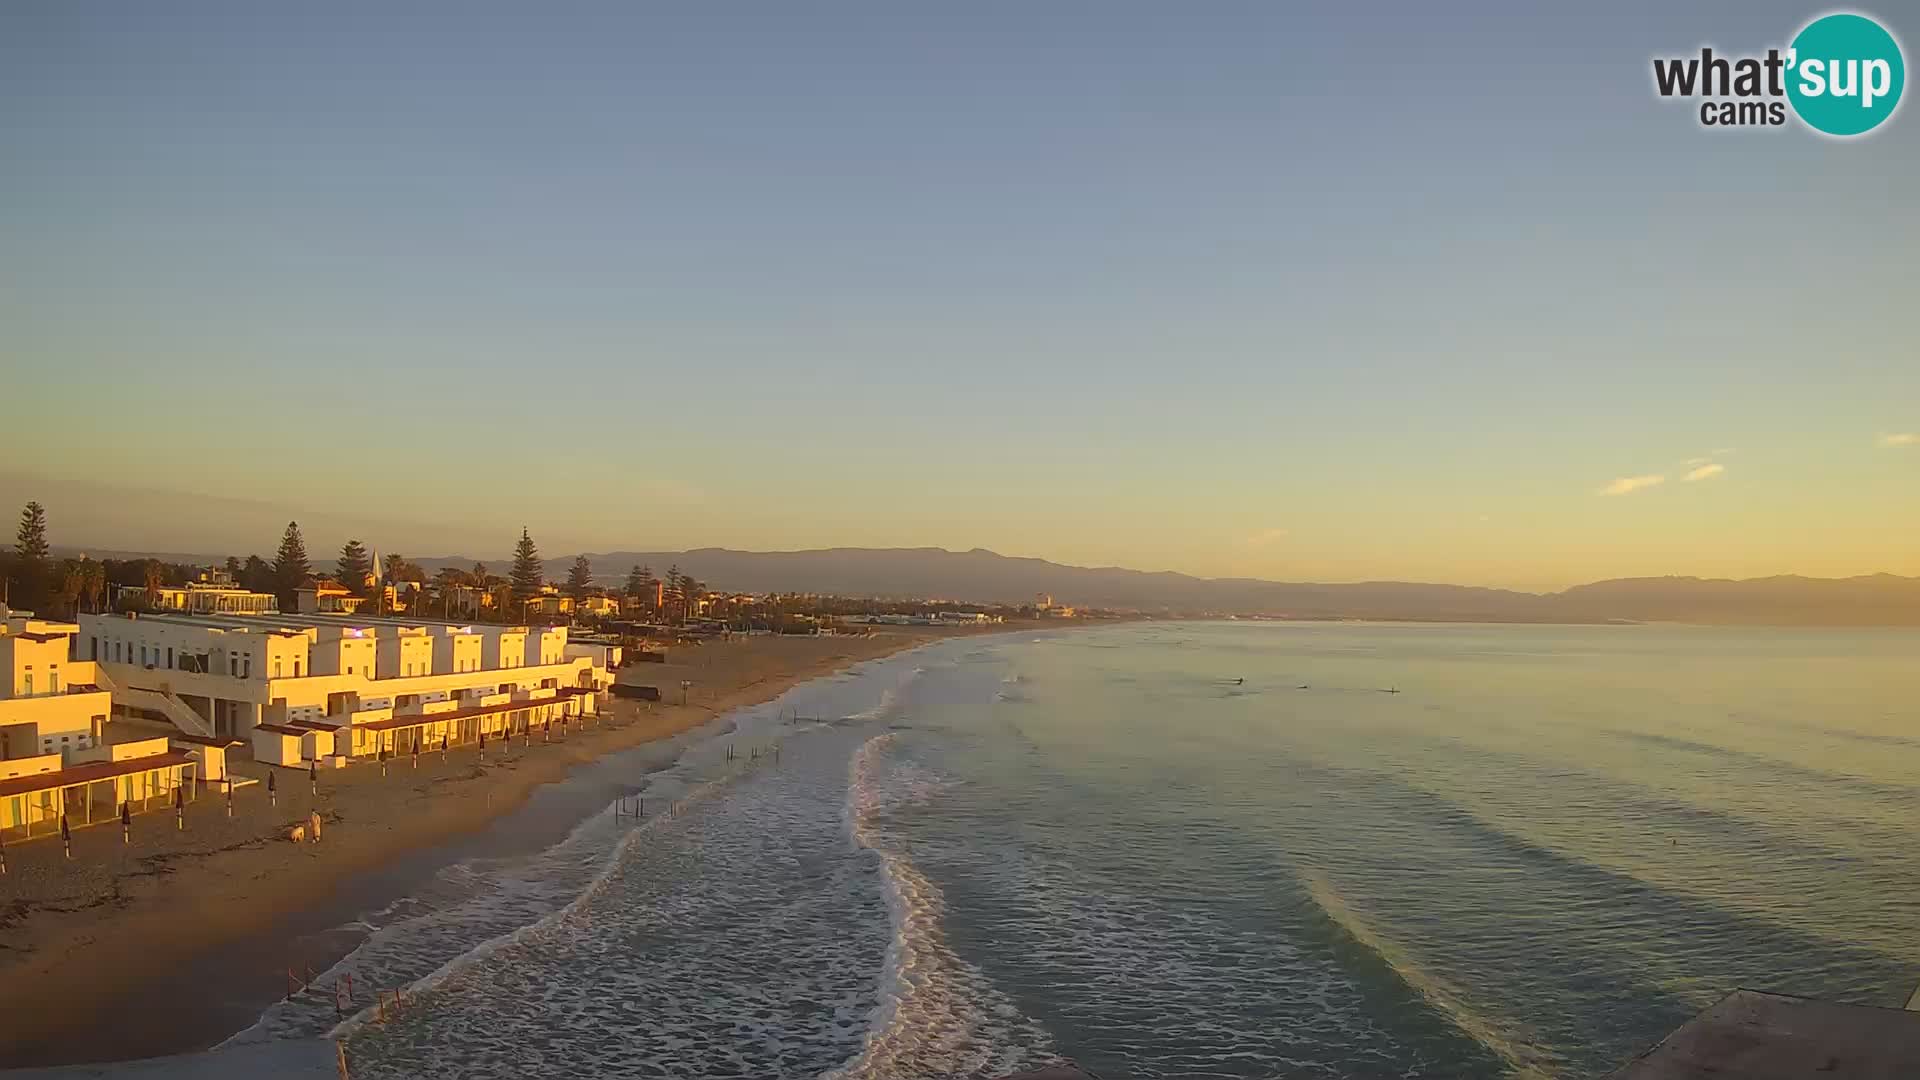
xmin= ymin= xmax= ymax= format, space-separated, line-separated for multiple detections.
xmin=77 ymin=611 xmax=611 ymax=743
xmin=0 ymin=608 xmax=112 ymax=763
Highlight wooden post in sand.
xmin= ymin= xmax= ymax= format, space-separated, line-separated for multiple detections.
xmin=121 ymin=801 xmax=131 ymax=844
xmin=174 ymin=786 xmax=184 ymax=831
xmin=268 ymin=770 xmax=277 ymax=807
xmin=226 ymin=778 xmax=234 ymax=817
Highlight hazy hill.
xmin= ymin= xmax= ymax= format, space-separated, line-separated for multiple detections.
xmin=1551 ymin=574 xmax=1920 ymax=627
xmin=438 ymin=547 xmax=1917 ymax=626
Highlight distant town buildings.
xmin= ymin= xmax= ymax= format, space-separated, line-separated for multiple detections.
xmin=110 ymin=569 xmax=278 ymax=616
xmin=294 ymin=578 xmax=364 ymax=614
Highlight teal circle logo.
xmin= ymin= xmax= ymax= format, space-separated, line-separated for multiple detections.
xmin=1786 ymin=13 xmax=1905 ymax=136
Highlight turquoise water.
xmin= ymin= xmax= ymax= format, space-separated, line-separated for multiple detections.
xmin=257 ymin=622 xmax=1918 ymax=1078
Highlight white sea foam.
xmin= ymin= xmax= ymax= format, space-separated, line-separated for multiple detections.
xmin=823 ymin=733 xmax=1054 ymax=1080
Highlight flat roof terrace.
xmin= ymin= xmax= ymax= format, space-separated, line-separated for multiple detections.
xmin=96 ymin=612 xmax=509 ymax=636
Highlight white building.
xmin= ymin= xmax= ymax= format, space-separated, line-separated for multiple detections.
xmin=0 ymin=607 xmax=112 ymax=762
xmin=111 ymin=570 xmax=278 ymax=616
xmin=77 ymin=611 xmax=611 ymax=746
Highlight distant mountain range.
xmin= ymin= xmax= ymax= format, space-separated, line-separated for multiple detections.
xmin=49 ymin=544 xmax=1920 ymax=626
xmin=451 ymin=547 xmax=1920 ymax=627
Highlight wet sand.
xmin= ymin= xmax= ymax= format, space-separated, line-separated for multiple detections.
xmin=0 ymin=628 xmax=1009 ymax=1068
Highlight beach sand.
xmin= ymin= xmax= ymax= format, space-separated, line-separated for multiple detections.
xmin=0 ymin=626 xmax=1007 ymax=1068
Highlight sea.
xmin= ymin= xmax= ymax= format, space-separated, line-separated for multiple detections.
xmin=223 ymin=621 xmax=1920 ymax=1079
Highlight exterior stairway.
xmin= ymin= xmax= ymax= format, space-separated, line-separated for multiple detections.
xmin=90 ymin=667 xmax=217 ymax=738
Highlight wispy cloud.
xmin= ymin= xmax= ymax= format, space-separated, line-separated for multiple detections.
xmin=1878 ymin=432 xmax=1918 ymax=448
xmin=1599 ymin=474 xmax=1665 ymax=496
xmin=1244 ymin=527 xmax=1290 ymax=547
xmin=1682 ymin=462 xmax=1726 ymax=482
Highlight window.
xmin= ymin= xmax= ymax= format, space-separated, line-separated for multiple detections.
xmin=242 ymin=657 xmax=251 ymax=678
xmin=274 ymin=659 xmax=283 ymax=678
xmin=22 ymin=674 xmax=32 ymax=696
xmin=49 ymin=671 xmax=59 ymax=694
xmin=167 ymin=647 xmax=174 ymax=668
xmin=294 ymin=660 xmax=302 ymax=677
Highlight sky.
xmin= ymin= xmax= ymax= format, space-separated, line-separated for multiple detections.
xmin=2 ymin=2 xmax=1915 ymax=591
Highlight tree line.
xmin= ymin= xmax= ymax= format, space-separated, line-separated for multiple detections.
xmin=3 ymin=502 xmax=714 ymax=626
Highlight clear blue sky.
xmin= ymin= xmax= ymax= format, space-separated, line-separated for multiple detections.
xmin=2 ymin=2 xmax=1914 ymax=589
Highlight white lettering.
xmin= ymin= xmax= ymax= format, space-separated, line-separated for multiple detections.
xmin=1830 ymin=58 xmax=1858 ymax=99
xmin=1800 ymin=57 xmax=1827 ymax=96
xmin=1863 ymin=59 xmax=1891 ymax=107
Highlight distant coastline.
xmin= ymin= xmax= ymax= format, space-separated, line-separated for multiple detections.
xmin=46 ymin=544 xmax=1919 ymax=627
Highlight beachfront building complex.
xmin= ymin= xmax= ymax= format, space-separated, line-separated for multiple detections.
xmin=1 ymin=607 xmax=194 ymax=837
xmin=76 ymin=610 xmax=615 ymax=765
xmin=0 ymin=608 xmax=112 ymax=762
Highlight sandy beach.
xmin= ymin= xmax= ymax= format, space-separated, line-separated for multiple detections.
xmin=0 ymin=626 xmax=1011 ymax=1068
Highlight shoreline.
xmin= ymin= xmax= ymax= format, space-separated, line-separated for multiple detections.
xmin=0 ymin=625 xmax=1026 ymax=1068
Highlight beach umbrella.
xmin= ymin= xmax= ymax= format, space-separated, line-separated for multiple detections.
xmin=310 ymin=761 xmax=318 ymax=796
xmin=121 ymin=801 xmax=131 ymax=844
xmin=175 ymin=784 xmax=184 ymax=830
xmin=268 ymin=770 xmax=277 ymax=807
xmin=61 ymin=814 xmax=71 ymax=859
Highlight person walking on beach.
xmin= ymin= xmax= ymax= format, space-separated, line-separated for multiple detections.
xmin=309 ymin=809 xmax=322 ymax=844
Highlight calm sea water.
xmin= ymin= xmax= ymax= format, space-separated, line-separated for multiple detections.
xmin=233 ymin=622 xmax=1920 ymax=1078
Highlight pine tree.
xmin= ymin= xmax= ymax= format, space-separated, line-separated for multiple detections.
xmin=223 ymin=555 xmax=243 ymax=580
xmin=509 ymin=528 xmax=543 ymax=599
xmin=624 ymin=564 xmax=645 ymax=596
xmin=337 ymin=539 xmax=371 ymax=590
xmin=14 ymin=501 xmax=49 ymax=562
xmin=273 ymin=521 xmax=311 ymax=605
xmin=471 ymin=561 xmax=489 ymax=583
xmin=567 ymin=555 xmax=594 ymax=598
xmin=10 ymin=501 xmax=51 ymax=610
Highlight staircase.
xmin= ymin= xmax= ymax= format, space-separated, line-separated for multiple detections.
xmin=91 ymin=667 xmax=217 ymax=738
